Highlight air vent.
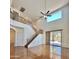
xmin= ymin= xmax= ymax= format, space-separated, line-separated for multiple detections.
xmin=20 ymin=7 xmax=25 ymax=12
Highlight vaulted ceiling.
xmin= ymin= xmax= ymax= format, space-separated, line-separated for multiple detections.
xmin=11 ymin=0 xmax=68 ymax=21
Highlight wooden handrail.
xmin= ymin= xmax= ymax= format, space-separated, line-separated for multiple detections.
xmin=25 ymin=30 xmax=43 ymax=48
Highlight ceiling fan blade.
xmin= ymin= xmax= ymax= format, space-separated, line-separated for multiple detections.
xmin=40 ymin=11 xmax=45 ymax=15
xmin=37 ymin=16 xmax=43 ymax=20
xmin=47 ymin=14 xmax=52 ymax=17
xmin=46 ymin=11 xmax=50 ymax=14
xmin=39 ymin=16 xmax=43 ymax=18
xmin=37 ymin=16 xmax=44 ymax=20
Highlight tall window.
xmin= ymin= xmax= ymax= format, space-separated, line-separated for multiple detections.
xmin=50 ymin=30 xmax=62 ymax=59
xmin=50 ymin=31 xmax=62 ymax=46
xmin=47 ymin=11 xmax=62 ymax=22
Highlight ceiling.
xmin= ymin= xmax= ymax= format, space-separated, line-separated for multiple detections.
xmin=11 ymin=0 xmax=68 ymax=21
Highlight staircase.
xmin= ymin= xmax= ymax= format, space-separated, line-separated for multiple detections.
xmin=25 ymin=30 xmax=43 ymax=48
xmin=25 ymin=32 xmax=39 ymax=48
xmin=10 ymin=8 xmax=43 ymax=48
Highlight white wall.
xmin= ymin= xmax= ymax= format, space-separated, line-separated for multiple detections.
xmin=36 ymin=4 xmax=69 ymax=48
xmin=10 ymin=19 xmax=35 ymax=46
xmin=15 ymin=27 xmax=24 ymax=46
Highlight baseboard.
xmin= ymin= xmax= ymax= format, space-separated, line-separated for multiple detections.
xmin=62 ymin=47 xmax=69 ymax=49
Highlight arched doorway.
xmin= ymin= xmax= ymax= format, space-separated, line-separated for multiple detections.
xmin=10 ymin=28 xmax=16 ymax=59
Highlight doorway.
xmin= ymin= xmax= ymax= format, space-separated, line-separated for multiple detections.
xmin=10 ymin=28 xmax=15 ymax=59
xmin=46 ymin=30 xmax=62 ymax=59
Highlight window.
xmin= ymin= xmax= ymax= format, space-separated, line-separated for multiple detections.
xmin=47 ymin=11 xmax=62 ymax=22
xmin=50 ymin=31 xmax=62 ymax=46
xmin=46 ymin=30 xmax=62 ymax=59
xmin=50 ymin=30 xmax=62 ymax=59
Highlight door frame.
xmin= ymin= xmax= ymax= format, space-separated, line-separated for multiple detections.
xmin=45 ymin=29 xmax=63 ymax=47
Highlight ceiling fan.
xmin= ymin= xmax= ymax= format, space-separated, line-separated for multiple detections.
xmin=39 ymin=10 xmax=51 ymax=20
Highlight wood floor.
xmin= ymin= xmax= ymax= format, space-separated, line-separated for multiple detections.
xmin=10 ymin=45 xmax=69 ymax=59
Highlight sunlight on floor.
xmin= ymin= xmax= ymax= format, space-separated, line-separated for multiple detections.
xmin=50 ymin=45 xmax=61 ymax=59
